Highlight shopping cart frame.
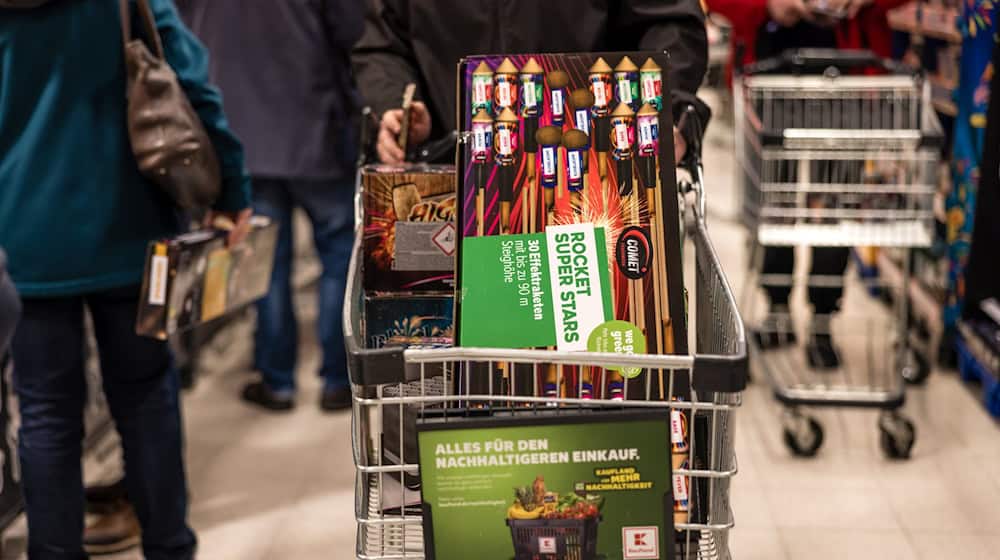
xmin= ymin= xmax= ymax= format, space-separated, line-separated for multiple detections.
xmin=345 ymin=158 xmax=747 ymax=559
xmin=735 ymin=49 xmax=941 ymax=458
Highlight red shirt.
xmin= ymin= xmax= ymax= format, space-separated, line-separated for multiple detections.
xmin=707 ymin=0 xmax=912 ymax=68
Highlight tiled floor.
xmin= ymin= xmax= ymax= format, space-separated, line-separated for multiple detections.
xmin=4 ymin=89 xmax=1000 ymax=558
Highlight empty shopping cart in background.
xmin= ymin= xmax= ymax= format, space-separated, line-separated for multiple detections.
xmin=736 ymin=49 xmax=944 ymax=459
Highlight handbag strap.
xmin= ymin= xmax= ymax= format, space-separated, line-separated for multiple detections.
xmin=118 ymin=0 xmax=164 ymax=59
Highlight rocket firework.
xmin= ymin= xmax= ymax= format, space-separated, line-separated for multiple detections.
xmin=494 ymin=107 xmax=519 ymax=234
xmin=472 ymin=110 xmax=493 ymax=237
xmin=472 ymin=61 xmax=494 ymax=116
xmin=521 ymin=58 xmax=544 ymax=234
xmin=546 ymin=70 xmax=570 ymax=127
xmin=569 ymin=88 xmax=594 ymax=139
xmin=590 ymin=57 xmax=613 ymax=195
xmin=535 ymin=126 xmax=563 ymax=218
xmin=493 ymin=58 xmax=519 ymax=115
xmin=614 ymin=56 xmax=640 ymax=112
xmin=520 ymin=58 xmax=544 ymax=119
xmin=636 ymin=104 xmax=659 ymax=186
xmin=640 ymin=58 xmax=663 ymax=112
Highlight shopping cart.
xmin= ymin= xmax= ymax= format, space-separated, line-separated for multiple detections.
xmin=345 ymin=155 xmax=748 ymax=559
xmin=736 ymin=49 xmax=943 ymax=459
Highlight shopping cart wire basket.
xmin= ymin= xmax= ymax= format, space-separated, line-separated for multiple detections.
xmin=346 ymin=153 xmax=747 ymax=558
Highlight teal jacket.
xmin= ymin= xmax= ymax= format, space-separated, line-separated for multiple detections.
xmin=0 ymin=0 xmax=251 ymax=297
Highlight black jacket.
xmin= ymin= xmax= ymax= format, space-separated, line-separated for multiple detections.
xmin=176 ymin=0 xmax=363 ymax=180
xmin=353 ymin=0 xmax=709 ymax=149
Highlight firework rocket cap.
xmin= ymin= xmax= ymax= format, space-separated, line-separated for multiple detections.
xmin=615 ymin=56 xmax=639 ymax=73
xmin=638 ymin=103 xmax=658 ymax=117
xmin=562 ymin=129 xmax=589 ymax=150
xmin=521 ymin=58 xmax=543 ymax=75
xmin=641 ymin=57 xmax=662 ymax=72
xmin=589 ymin=57 xmax=613 ymax=74
xmin=473 ymin=109 xmax=493 ymax=124
xmin=496 ymin=107 xmax=518 ymax=123
xmin=570 ymin=88 xmax=596 ymax=110
xmin=473 ymin=61 xmax=493 ymax=75
xmin=547 ymin=70 xmax=570 ymax=89
xmin=496 ymin=58 xmax=518 ymax=75
xmin=536 ymin=126 xmax=562 ymax=147
xmin=612 ymin=102 xmax=635 ymax=118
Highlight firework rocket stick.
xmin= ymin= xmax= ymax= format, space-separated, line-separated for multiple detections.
xmin=638 ymin=103 xmax=671 ymax=399
xmin=589 ymin=58 xmax=613 ymax=203
xmin=472 ymin=110 xmax=493 ymax=237
xmin=611 ymin=103 xmax=644 ymax=332
xmin=521 ymin=58 xmax=544 ymax=234
xmin=562 ymin=129 xmax=597 ymax=399
xmin=536 ymin=126 xmax=563 ymax=399
xmin=495 ymin=108 xmax=519 ymax=234
xmin=568 ymin=90 xmax=594 ymax=213
xmin=494 ymin=107 xmax=520 ymax=396
xmin=546 ymin=71 xmax=570 ymax=212
xmin=610 ymin=102 xmax=642 ymax=402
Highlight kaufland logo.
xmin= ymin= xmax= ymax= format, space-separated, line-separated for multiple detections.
xmin=622 ymin=526 xmax=659 ymax=559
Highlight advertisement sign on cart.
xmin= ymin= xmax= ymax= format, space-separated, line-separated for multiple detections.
xmin=417 ymin=412 xmax=674 ymax=560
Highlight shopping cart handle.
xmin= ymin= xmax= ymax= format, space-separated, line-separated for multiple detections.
xmin=741 ymin=49 xmax=916 ymax=77
xmin=348 ymin=344 xmax=407 ymax=386
xmin=676 ymin=103 xmax=705 ymax=173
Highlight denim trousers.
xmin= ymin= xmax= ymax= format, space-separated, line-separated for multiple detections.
xmin=10 ymin=286 xmax=195 ymax=560
xmin=252 ymin=177 xmax=355 ymax=395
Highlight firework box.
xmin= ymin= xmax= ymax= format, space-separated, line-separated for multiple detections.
xmin=135 ymin=217 xmax=278 ymax=340
xmin=365 ymin=294 xmax=454 ymax=350
xmin=417 ymin=411 xmax=675 ymax=560
xmin=455 ymin=51 xmax=689 ymax=374
xmin=363 ymin=164 xmax=457 ymax=294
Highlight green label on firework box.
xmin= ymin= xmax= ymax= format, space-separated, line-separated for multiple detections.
xmin=459 ymin=223 xmax=613 ymax=350
xmin=418 ymin=412 xmax=674 ymax=560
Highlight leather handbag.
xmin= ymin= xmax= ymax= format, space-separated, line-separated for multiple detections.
xmin=119 ymin=0 xmax=221 ymax=209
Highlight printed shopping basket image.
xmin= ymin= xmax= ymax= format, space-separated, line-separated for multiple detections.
xmin=508 ymin=517 xmax=602 ymax=560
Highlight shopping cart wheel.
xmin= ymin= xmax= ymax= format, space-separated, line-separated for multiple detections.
xmin=879 ymin=413 xmax=916 ymax=460
xmin=782 ymin=410 xmax=823 ymax=457
xmin=900 ymin=347 xmax=931 ymax=385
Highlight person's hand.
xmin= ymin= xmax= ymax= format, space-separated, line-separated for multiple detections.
xmin=673 ymin=126 xmax=687 ymax=166
xmin=767 ymin=0 xmax=809 ymax=27
xmin=204 ymin=208 xmax=253 ymax=247
xmin=837 ymin=0 xmax=874 ymax=18
xmin=377 ymin=101 xmax=432 ymax=164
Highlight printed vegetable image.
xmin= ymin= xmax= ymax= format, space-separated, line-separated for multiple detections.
xmin=506 ymin=476 xmax=604 ymax=521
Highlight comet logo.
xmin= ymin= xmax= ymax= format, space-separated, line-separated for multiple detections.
xmin=615 ymin=226 xmax=652 ymax=280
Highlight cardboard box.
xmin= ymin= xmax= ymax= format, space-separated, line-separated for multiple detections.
xmin=454 ymin=52 xmax=688 ymax=384
xmin=365 ymin=294 xmax=454 ymax=350
xmin=363 ymin=164 xmax=457 ymax=294
xmin=136 ymin=218 xmax=278 ymax=339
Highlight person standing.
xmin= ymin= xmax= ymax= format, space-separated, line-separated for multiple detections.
xmin=0 ymin=0 xmax=252 ymax=558
xmin=178 ymin=0 xmax=363 ymax=412
xmin=708 ymin=0 xmax=910 ymax=368
xmin=354 ymin=0 xmax=710 ymax=167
